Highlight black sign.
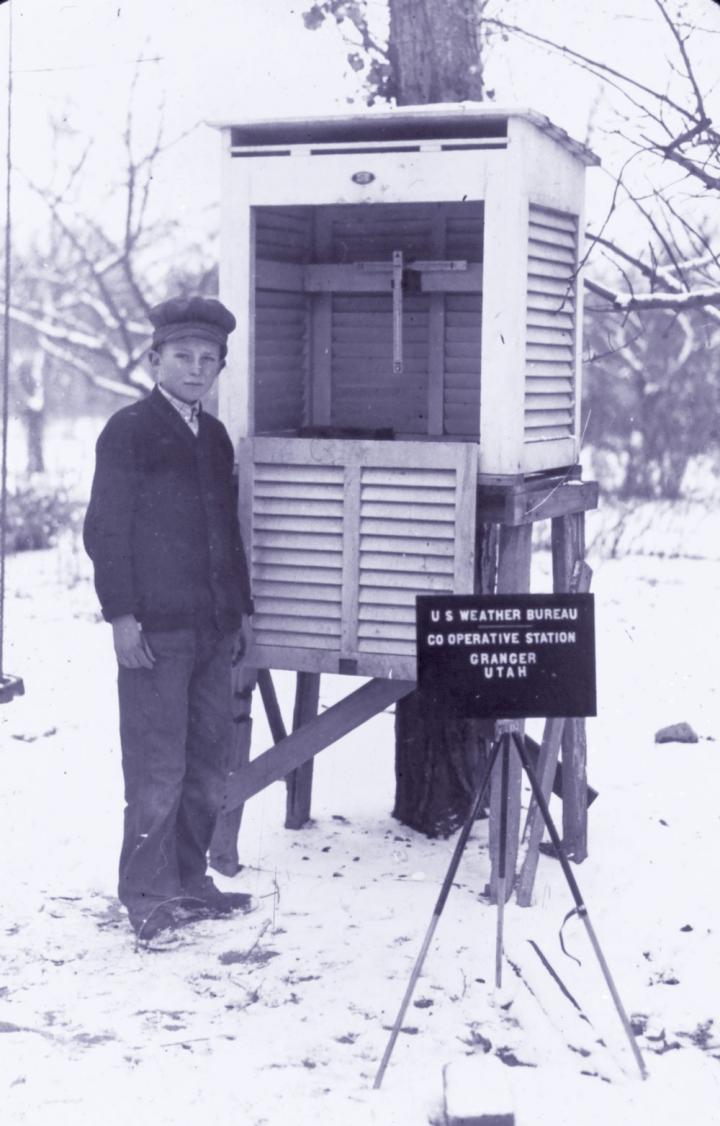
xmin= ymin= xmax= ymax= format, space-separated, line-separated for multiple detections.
xmin=416 ymin=594 xmax=596 ymax=719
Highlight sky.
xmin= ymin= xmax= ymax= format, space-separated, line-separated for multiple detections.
xmin=1 ymin=0 xmax=366 ymax=244
xmin=1 ymin=0 xmax=719 ymax=249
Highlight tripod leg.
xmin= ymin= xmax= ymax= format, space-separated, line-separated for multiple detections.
xmin=495 ymin=736 xmax=510 ymax=987
xmin=511 ymin=734 xmax=647 ymax=1080
xmin=373 ymin=736 xmax=503 ymax=1090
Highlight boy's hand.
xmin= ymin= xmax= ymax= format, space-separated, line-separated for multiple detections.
xmin=112 ymin=615 xmax=155 ymax=669
xmin=234 ymin=615 xmax=252 ymax=663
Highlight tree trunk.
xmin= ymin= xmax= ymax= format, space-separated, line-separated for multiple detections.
xmin=393 ymin=696 xmax=494 ymax=837
xmin=25 ymin=409 xmax=45 ymax=475
xmin=388 ymin=0 xmax=486 ymax=104
xmin=621 ymin=440 xmax=655 ymax=499
xmin=390 ymin=0 xmax=490 ymax=837
xmin=18 ymin=352 xmax=46 ymax=475
xmin=394 ymin=517 xmax=498 ymax=837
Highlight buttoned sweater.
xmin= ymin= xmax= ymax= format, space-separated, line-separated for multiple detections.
xmin=83 ymin=386 xmax=252 ymax=633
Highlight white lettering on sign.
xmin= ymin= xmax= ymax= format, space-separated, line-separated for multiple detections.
xmin=484 ymin=666 xmax=527 ymax=679
xmin=446 ymin=631 xmax=520 ymax=646
xmin=419 ymin=597 xmax=594 ymax=716
xmin=457 ymin=608 xmax=522 ymax=623
xmin=468 ymin=651 xmax=537 ymax=679
xmin=524 ymin=631 xmax=577 ymax=645
xmin=526 ymin=607 xmax=578 ymax=622
xmin=422 ymin=605 xmax=585 ymax=681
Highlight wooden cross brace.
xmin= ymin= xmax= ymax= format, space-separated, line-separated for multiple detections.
xmin=221 ymin=673 xmax=416 ymax=814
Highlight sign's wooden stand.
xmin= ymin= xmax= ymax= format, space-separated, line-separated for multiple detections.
xmin=373 ymin=718 xmax=647 ymax=1088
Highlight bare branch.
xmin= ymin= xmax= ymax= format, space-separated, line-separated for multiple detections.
xmin=8 ymin=302 xmax=146 ymax=372
xmin=489 ymin=11 xmax=720 ymax=201
xmin=584 ymin=328 xmax=645 ymax=364
xmin=651 ymin=0 xmax=707 ymax=119
xmin=39 ymin=338 xmax=147 ymax=399
xmin=486 ymin=16 xmax=693 ymax=121
xmin=585 ymin=276 xmax=720 ymax=312
xmin=645 ymin=141 xmax=720 ymax=190
xmin=588 ymin=233 xmax=662 ymax=286
xmin=22 ymin=175 xmax=136 ymax=356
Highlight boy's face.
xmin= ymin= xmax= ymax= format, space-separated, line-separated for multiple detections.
xmin=150 ymin=336 xmax=223 ymax=403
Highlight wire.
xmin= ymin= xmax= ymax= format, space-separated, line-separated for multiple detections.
xmin=0 ymin=0 xmax=12 ymax=677
xmin=13 ymin=55 xmax=163 ymax=75
xmin=522 ymin=408 xmax=593 ymax=520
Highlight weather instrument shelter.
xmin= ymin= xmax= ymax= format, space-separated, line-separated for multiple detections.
xmin=210 ymin=105 xmax=600 ymax=879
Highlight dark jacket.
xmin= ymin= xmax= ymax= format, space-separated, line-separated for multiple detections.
xmin=84 ymin=387 xmax=252 ymax=633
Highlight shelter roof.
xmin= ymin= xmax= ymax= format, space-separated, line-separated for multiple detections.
xmin=211 ymin=103 xmax=600 ymax=167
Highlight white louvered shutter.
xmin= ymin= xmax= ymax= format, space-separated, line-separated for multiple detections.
xmin=254 ymin=208 xmax=312 ymax=433
xmin=240 ymin=438 xmax=477 ymax=679
xmin=524 ymin=205 xmax=578 ymax=443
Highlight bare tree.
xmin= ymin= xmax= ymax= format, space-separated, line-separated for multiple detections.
xmin=13 ymin=115 xmax=156 ymax=401
xmin=6 ymin=89 xmax=218 ymax=471
xmin=584 ymin=296 xmax=720 ymax=498
xmin=303 ymin=0 xmax=501 ymax=105
xmin=488 ymin=0 xmax=720 ymax=317
xmin=10 ymin=81 xmax=215 ymax=407
xmin=488 ymin=0 xmax=720 ymax=497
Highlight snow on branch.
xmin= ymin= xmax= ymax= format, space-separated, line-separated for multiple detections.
xmin=12 ymin=90 xmax=202 ymax=399
xmin=585 ymin=276 xmax=720 ymax=313
xmin=39 ymin=338 xmax=148 ymax=399
xmin=488 ymin=0 xmax=720 ymax=321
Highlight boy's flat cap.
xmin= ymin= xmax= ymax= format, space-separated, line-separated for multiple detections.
xmin=149 ymin=295 xmax=237 ymax=351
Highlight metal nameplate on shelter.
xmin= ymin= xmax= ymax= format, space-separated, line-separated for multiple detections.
xmin=416 ymin=594 xmax=596 ymax=719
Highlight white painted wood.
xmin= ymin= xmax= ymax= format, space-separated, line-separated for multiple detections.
xmin=520 ymin=436 xmax=577 ymax=470
xmin=341 ymin=462 xmax=361 ymax=658
xmin=573 ymin=169 xmax=589 ymax=457
xmin=246 ymin=641 xmax=418 ymax=680
xmin=219 ymin=134 xmax=253 ymax=445
xmin=508 ymin=115 xmax=586 ymax=215
xmin=479 ymin=138 xmax=528 ymax=475
xmin=255 ymin=260 xmax=305 ymax=290
xmin=221 ymin=111 xmax=593 ymax=478
xmin=509 ymin=119 xmax=587 ymax=471
xmin=242 ymin=437 xmax=477 ymax=677
xmin=523 ymin=203 xmax=579 ymax=453
xmin=234 ymin=149 xmax=492 ymax=208
xmin=296 ymin=263 xmax=484 ymax=293
xmin=453 ymin=442 xmax=478 ymax=589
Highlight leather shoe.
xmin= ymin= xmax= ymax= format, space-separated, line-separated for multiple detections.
xmin=182 ymin=876 xmax=257 ymax=916
xmin=128 ymin=899 xmax=210 ymax=941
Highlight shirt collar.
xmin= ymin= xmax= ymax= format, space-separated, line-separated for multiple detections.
xmin=157 ymin=383 xmax=201 ymax=426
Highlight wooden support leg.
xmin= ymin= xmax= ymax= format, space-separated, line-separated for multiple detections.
xmin=561 ymin=719 xmax=588 ymax=862
xmin=223 ymin=677 xmax=416 ymax=814
xmin=476 ymin=521 xmax=500 ymax=595
xmin=552 ymin=512 xmax=589 ymax=862
xmin=472 ymin=521 xmax=501 ymax=819
xmin=209 ymin=657 xmax=257 ymax=876
xmin=489 ymin=523 xmax=533 ymax=903
xmin=257 ymin=668 xmax=288 ymax=744
xmin=515 ymin=716 xmax=566 ymax=906
xmin=285 ymin=672 xmax=321 ymax=829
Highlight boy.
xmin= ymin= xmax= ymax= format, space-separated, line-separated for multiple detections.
xmin=84 ymin=295 xmax=254 ymax=940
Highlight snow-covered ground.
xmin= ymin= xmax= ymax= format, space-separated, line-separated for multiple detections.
xmin=1 ymin=519 xmax=719 ymax=1125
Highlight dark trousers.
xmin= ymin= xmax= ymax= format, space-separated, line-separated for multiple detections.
xmin=117 ymin=626 xmax=235 ymax=912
